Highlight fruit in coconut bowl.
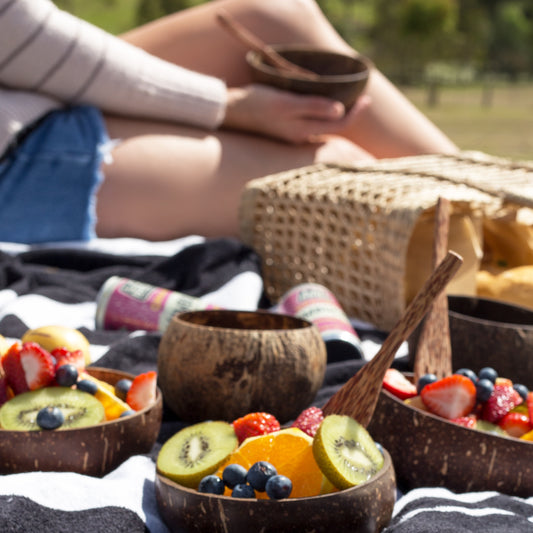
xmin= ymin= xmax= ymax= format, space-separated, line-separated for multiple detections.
xmin=368 ymin=367 xmax=533 ymax=497
xmin=0 ymin=340 xmax=162 ymax=476
xmin=155 ymin=409 xmax=396 ymax=533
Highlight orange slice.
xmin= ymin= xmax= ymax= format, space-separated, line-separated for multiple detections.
xmin=216 ymin=427 xmax=330 ymax=498
xmin=80 ymin=372 xmax=130 ymax=420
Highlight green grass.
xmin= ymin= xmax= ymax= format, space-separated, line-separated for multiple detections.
xmin=401 ymin=83 xmax=533 ymax=161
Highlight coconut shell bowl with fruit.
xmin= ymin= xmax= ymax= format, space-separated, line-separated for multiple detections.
xmin=0 ymin=366 xmax=163 ymax=476
xmin=368 ymin=370 xmax=533 ymax=497
xmin=157 ymin=309 xmax=328 ymax=424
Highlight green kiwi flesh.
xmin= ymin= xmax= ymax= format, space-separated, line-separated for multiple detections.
xmin=0 ymin=387 xmax=105 ymax=431
xmin=157 ymin=420 xmax=238 ymax=489
xmin=312 ymin=414 xmax=384 ymax=489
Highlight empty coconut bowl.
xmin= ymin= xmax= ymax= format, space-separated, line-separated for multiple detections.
xmin=246 ymin=45 xmax=371 ymax=109
xmin=157 ymin=310 xmax=327 ymax=423
xmin=447 ymin=295 xmax=533 ymax=388
xmin=155 ymin=448 xmax=395 ymax=533
xmin=367 ymin=376 xmax=533 ymax=497
xmin=0 ymin=367 xmax=163 ymax=476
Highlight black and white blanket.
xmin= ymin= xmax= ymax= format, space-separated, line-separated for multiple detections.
xmin=0 ymin=237 xmax=531 ymax=533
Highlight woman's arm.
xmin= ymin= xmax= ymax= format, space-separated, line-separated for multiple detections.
xmin=0 ymin=0 xmax=226 ymax=130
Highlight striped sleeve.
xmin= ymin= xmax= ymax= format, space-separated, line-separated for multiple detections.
xmin=0 ymin=0 xmax=227 ymax=130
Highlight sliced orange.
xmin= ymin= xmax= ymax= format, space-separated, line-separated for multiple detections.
xmin=80 ymin=372 xmax=130 ymax=420
xmin=216 ymin=427 xmax=330 ymax=498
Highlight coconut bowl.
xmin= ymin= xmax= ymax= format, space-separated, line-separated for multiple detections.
xmin=367 ymin=375 xmax=533 ymax=497
xmin=157 ymin=310 xmax=327 ymax=424
xmin=155 ymin=448 xmax=395 ymax=533
xmin=0 ymin=367 xmax=163 ymax=476
xmin=246 ymin=45 xmax=371 ymax=109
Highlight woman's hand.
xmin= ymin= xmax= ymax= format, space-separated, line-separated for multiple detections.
xmin=222 ymin=84 xmax=369 ymax=144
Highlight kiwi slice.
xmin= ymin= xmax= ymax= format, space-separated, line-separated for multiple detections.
xmin=0 ymin=388 xmax=105 ymax=431
xmin=157 ymin=420 xmax=238 ymax=489
xmin=312 ymin=414 xmax=384 ymax=490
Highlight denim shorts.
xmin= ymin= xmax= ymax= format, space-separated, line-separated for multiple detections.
xmin=0 ymin=105 xmax=109 ymax=244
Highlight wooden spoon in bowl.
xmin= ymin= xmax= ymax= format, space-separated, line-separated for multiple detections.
xmin=216 ymin=10 xmax=319 ymax=80
xmin=322 ymin=250 xmax=463 ymax=427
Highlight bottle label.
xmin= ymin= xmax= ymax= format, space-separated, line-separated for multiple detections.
xmin=95 ymin=276 xmax=212 ymax=332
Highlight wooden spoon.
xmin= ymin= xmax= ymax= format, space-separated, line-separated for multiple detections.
xmin=413 ymin=197 xmax=453 ymax=382
xmin=216 ymin=10 xmax=319 ymax=80
xmin=322 ymin=250 xmax=463 ymax=427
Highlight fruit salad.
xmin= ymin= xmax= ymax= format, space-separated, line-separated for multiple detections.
xmin=156 ymin=408 xmax=385 ymax=500
xmin=382 ymin=367 xmax=533 ymax=441
xmin=0 ymin=335 xmax=157 ymax=431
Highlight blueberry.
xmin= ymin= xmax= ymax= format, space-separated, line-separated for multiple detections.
xmin=476 ymin=378 xmax=494 ymax=403
xmin=76 ymin=379 xmax=98 ymax=395
xmin=36 ymin=406 xmax=64 ymax=430
xmin=265 ymin=475 xmax=292 ymax=500
xmin=513 ymin=383 xmax=529 ymax=401
xmin=231 ymin=483 xmax=256 ymax=499
xmin=55 ymin=364 xmax=79 ymax=387
xmin=222 ymin=463 xmax=248 ymax=489
xmin=416 ymin=373 xmax=437 ymax=394
xmin=198 ymin=475 xmax=225 ymax=495
xmin=119 ymin=409 xmax=136 ymax=418
xmin=246 ymin=461 xmax=277 ymax=492
xmin=455 ymin=368 xmax=477 ymax=384
xmin=114 ymin=378 xmax=133 ymax=402
xmin=478 ymin=367 xmax=498 ymax=383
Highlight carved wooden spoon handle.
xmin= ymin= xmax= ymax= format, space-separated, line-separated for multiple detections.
xmin=322 ymin=250 xmax=463 ymax=427
xmin=413 ymin=197 xmax=453 ymax=382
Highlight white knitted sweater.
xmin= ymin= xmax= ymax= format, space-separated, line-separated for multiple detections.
xmin=0 ymin=0 xmax=227 ymax=157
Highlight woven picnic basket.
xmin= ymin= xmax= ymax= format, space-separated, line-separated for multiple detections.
xmin=238 ymin=151 xmax=533 ymax=331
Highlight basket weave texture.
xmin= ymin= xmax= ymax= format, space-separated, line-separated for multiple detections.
xmin=239 ymin=151 xmax=533 ymax=331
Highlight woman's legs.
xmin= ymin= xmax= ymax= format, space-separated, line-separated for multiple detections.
xmin=97 ymin=0 xmax=458 ymax=240
xmin=96 ymin=116 xmax=367 ymax=240
xmin=120 ymin=0 xmax=458 ymax=157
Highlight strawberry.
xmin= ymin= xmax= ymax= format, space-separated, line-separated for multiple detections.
xmin=19 ymin=342 xmax=55 ymax=390
xmin=126 ymin=371 xmax=158 ymax=411
xmin=232 ymin=412 xmax=281 ymax=444
xmin=382 ymin=368 xmax=417 ymax=400
xmin=498 ymin=411 xmax=531 ymax=438
xmin=0 ymin=374 xmax=9 ymax=407
xmin=51 ymin=347 xmax=86 ymax=373
xmin=451 ymin=414 xmax=477 ymax=429
xmin=291 ymin=406 xmax=324 ymax=437
xmin=2 ymin=342 xmax=29 ymax=394
xmin=481 ymin=383 xmax=523 ymax=424
xmin=420 ymin=374 xmax=477 ymax=420
xmin=527 ymin=392 xmax=533 ymax=422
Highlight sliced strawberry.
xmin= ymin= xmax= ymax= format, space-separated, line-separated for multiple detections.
xmin=291 ymin=406 xmax=324 ymax=437
xmin=481 ymin=384 xmax=523 ymax=424
xmin=2 ymin=342 xmax=29 ymax=394
xmin=0 ymin=374 xmax=9 ymax=407
xmin=498 ymin=411 xmax=531 ymax=438
xmin=382 ymin=368 xmax=417 ymax=400
xmin=19 ymin=342 xmax=55 ymax=390
xmin=51 ymin=347 xmax=86 ymax=373
xmin=451 ymin=414 xmax=477 ymax=429
xmin=420 ymin=374 xmax=477 ymax=420
xmin=233 ymin=412 xmax=281 ymax=444
xmin=527 ymin=392 xmax=533 ymax=423
xmin=126 ymin=371 xmax=158 ymax=411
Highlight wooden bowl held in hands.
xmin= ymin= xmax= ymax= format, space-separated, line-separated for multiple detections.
xmin=157 ymin=310 xmax=327 ymax=423
xmin=247 ymin=45 xmax=371 ymax=109
xmin=367 ymin=374 xmax=533 ymax=497
xmin=155 ymin=448 xmax=396 ymax=533
xmin=0 ymin=367 xmax=163 ymax=476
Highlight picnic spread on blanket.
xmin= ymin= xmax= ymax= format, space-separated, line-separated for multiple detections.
xmin=1 ymin=152 xmax=533 ymax=532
